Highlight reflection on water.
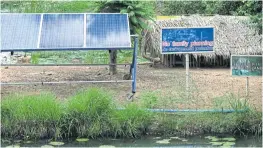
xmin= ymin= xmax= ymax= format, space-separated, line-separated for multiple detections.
xmin=1 ymin=135 xmax=262 ymax=147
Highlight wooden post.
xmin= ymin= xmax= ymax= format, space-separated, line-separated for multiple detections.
xmin=109 ymin=50 xmax=117 ymax=75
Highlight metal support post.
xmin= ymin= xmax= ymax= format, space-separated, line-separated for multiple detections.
xmin=132 ymin=36 xmax=138 ymax=94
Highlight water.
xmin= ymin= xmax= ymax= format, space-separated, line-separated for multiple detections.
xmin=1 ymin=135 xmax=262 ymax=147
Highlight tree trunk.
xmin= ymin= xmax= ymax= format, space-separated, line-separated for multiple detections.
xmin=109 ymin=49 xmax=117 ymax=75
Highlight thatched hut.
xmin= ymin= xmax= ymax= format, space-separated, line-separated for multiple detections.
xmin=141 ymin=15 xmax=262 ymax=67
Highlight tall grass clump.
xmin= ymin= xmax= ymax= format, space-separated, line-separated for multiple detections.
xmin=31 ymin=52 xmax=41 ymax=64
xmin=60 ymin=88 xmax=153 ymax=139
xmin=1 ymin=93 xmax=62 ymax=140
xmin=2 ymin=89 xmax=260 ymax=140
xmin=60 ymin=88 xmax=115 ymax=138
xmin=154 ymin=111 xmax=262 ymax=137
xmin=111 ymin=103 xmax=153 ymax=138
xmin=1 ymin=88 xmax=154 ymax=140
xmin=213 ymin=93 xmax=249 ymax=111
xmin=155 ymin=93 xmax=262 ymax=137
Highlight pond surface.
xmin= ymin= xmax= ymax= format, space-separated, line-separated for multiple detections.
xmin=2 ymin=135 xmax=262 ymax=147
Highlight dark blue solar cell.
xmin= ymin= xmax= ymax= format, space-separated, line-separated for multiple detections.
xmin=86 ymin=14 xmax=131 ymax=48
xmin=1 ymin=14 xmax=41 ymax=50
xmin=40 ymin=14 xmax=84 ymax=48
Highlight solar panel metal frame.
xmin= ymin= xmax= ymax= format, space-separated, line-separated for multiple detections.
xmin=1 ymin=13 xmax=132 ymax=52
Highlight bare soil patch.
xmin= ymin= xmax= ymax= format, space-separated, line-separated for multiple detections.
xmin=1 ymin=65 xmax=262 ymax=110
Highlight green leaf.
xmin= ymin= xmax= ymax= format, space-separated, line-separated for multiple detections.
xmin=204 ymin=136 xmax=214 ymax=140
xmin=76 ymin=138 xmax=89 ymax=142
xmin=134 ymin=10 xmax=146 ymax=17
xmin=48 ymin=141 xmax=64 ymax=146
xmin=221 ymin=137 xmax=236 ymax=141
xmin=127 ymin=5 xmax=133 ymax=10
xmin=24 ymin=141 xmax=33 ymax=144
xmin=120 ymin=9 xmax=128 ymax=13
xmin=222 ymin=142 xmax=235 ymax=146
xmin=156 ymin=139 xmax=171 ymax=144
xmin=210 ymin=142 xmax=224 ymax=146
xmin=211 ymin=137 xmax=220 ymax=142
xmin=170 ymin=136 xmax=180 ymax=139
xmin=129 ymin=11 xmax=135 ymax=16
xmin=135 ymin=3 xmax=144 ymax=9
xmin=41 ymin=145 xmax=54 ymax=148
xmin=130 ymin=16 xmax=138 ymax=25
xmin=99 ymin=146 xmax=116 ymax=148
xmin=14 ymin=140 xmax=22 ymax=143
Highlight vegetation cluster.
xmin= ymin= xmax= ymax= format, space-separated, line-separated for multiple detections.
xmin=1 ymin=88 xmax=261 ymax=141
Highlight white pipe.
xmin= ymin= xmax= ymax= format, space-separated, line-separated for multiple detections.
xmin=1 ymin=80 xmax=133 ymax=85
xmin=186 ymin=53 xmax=189 ymax=99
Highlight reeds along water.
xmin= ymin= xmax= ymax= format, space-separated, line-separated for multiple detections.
xmin=1 ymin=88 xmax=262 ymax=140
xmin=1 ymin=88 xmax=152 ymax=140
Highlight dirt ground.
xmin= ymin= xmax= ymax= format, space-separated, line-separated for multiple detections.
xmin=1 ymin=64 xmax=262 ymax=110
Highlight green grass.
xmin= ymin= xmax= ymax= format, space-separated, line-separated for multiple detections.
xmin=31 ymin=52 xmax=41 ymax=64
xmin=137 ymin=90 xmax=262 ymax=137
xmin=212 ymin=93 xmax=250 ymax=111
xmin=1 ymin=1 xmax=97 ymax=13
xmin=152 ymin=92 xmax=260 ymax=137
xmin=1 ymin=88 xmax=262 ymax=141
xmin=138 ymin=91 xmax=159 ymax=108
xmin=154 ymin=111 xmax=262 ymax=137
xmin=26 ymin=50 xmax=148 ymax=65
xmin=1 ymin=88 xmax=152 ymax=140
xmin=111 ymin=103 xmax=153 ymax=138
xmin=1 ymin=93 xmax=62 ymax=139
xmin=61 ymin=88 xmax=115 ymax=138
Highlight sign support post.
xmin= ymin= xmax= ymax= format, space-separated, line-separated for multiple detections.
xmin=185 ymin=53 xmax=189 ymax=99
xmin=160 ymin=27 xmax=214 ymax=100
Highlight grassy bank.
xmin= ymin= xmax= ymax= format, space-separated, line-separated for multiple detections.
xmin=1 ymin=88 xmax=262 ymax=141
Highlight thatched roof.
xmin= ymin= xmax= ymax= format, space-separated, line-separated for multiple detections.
xmin=142 ymin=15 xmax=262 ymax=59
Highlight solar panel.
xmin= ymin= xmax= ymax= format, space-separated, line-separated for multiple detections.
xmin=40 ymin=14 xmax=84 ymax=48
xmin=0 ymin=13 xmax=131 ymax=51
xmin=86 ymin=14 xmax=131 ymax=48
xmin=1 ymin=14 xmax=41 ymax=50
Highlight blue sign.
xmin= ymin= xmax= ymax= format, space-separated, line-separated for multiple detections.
xmin=161 ymin=27 xmax=214 ymax=54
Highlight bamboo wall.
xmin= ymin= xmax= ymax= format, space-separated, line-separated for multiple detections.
xmin=161 ymin=54 xmax=231 ymax=68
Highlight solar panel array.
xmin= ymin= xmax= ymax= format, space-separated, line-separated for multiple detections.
xmin=1 ymin=13 xmax=131 ymax=51
xmin=40 ymin=14 xmax=84 ymax=48
xmin=86 ymin=14 xmax=130 ymax=48
xmin=1 ymin=14 xmax=41 ymax=49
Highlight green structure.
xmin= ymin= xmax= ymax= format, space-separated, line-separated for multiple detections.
xmin=231 ymin=55 xmax=262 ymax=76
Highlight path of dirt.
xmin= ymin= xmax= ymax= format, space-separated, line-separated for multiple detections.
xmin=1 ymin=64 xmax=262 ymax=110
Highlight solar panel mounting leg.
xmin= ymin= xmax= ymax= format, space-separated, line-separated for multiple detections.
xmin=128 ymin=36 xmax=138 ymax=101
